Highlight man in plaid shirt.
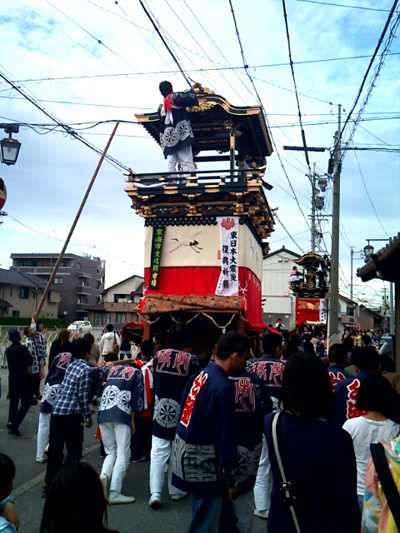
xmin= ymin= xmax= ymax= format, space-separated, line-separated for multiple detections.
xmin=43 ymin=338 xmax=96 ymax=496
xmin=23 ymin=326 xmax=45 ymax=403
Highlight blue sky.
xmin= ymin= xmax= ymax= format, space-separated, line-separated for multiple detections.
xmin=0 ymin=0 xmax=399 ymax=308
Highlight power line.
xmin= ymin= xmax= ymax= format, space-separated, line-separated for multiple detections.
xmin=85 ymin=0 xmax=233 ymax=73
xmin=0 ymin=68 xmax=129 ymax=172
xmin=358 ymin=123 xmax=400 ymax=148
xmin=269 ymin=229 xmax=310 ymax=245
xmin=161 ymin=0 xmax=245 ymax=104
xmin=177 ymin=0 xmax=257 ymax=103
xmin=113 ymin=0 xmax=177 ymax=72
xmin=2 ymin=53 xmax=398 ymax=85
xmin=138 ymin=0 xmax=193 ymax=88
xmin=5 ymin=214 xmax=142 ymax=268
xmin=14 ymin=0 xmax=113 ymax=68
xmin=275 ymin=215 xmax=306 ymax=254
xmin=340 ymin=0 xmax=400 ymax=152
xmin=281 ymin=0 xmax=312 ymax=172
xmin=228 ymin=0 xmax=311 ymax=234
xmin=353 ymin=151 xmax=390 ymax=238
xmin=42 ymin=0 xmax=144 ymax=74
xmin=291 ymin=0 xmax=394 ymax=12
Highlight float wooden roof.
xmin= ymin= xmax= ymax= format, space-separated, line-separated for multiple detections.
xmin=135 ymin=87 xmax=273 ymax=159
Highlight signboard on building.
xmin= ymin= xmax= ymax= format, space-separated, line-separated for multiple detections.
xmin=215 ymin=216 xmax=239 ymax=296
xmin=149 ymin=227 xmax=165 ymax=290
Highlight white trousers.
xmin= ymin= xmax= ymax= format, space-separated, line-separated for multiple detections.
xmin=166 ymin=145 xmax=195 ymax=176
xmin=253 ymin=435 xmax=272 ymax=512
xmin=100 ymin=421 xmax=131 ymax=494
xmin=232 ymin=491 xmax=255 ymax=533
xmin=149 ymin=435 xmax=186 ymax=497
xmin=37 ymin=412 xmax=51 ymax=461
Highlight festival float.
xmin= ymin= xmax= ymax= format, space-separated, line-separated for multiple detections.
xmin=291 ymin=252 xmax=330 ymax=327
xmin=123 ymin=87 xmax=275 ymax=351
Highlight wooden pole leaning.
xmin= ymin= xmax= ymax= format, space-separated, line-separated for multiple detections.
xmin=32 ymin=122 xmax=120 ymax=321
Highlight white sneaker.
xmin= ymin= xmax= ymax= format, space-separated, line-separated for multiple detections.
xmin=254 ymin=509 xmax=269 ymax=519
xmin=171 ymin=493 xmax=188 ymax=501
xmin=108 ymin=491 xmax=135 ymax=505
xmin=149 ymin=492 xmax=162 ymax=509
xmin=100 ymin=475 xmax=108 ymax=498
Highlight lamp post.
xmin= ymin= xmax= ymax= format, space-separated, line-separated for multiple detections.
xmin=0 ymin=124 xmax=21 ymax=165
xmin=364 ymin=238 xmax=394 ymax=334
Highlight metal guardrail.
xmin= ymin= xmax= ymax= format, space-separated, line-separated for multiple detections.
xmin=0 ymin=326 xmax=104 ymax=368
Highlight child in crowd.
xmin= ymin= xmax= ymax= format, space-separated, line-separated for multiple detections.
xmin=40 ymin=461 xmax=119 ymax=533
xmin=0 ymin=454 xmax=20 ymax=532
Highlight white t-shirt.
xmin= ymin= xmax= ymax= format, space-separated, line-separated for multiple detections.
xmin=343 ymin=416 xmax=400 ymax=495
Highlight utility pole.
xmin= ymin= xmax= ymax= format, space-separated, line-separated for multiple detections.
xmin=390 ymin=282 xmax=394 ymax=334
xmin=308 ymin=163 xmax=317 ymax=253
xmin=350 ymin=247 xmax=354 ymax=304
xmin=383 ymin=286 xmax=388 ymax=331
xmin=327 ymin=105 xmax=342 ymax=348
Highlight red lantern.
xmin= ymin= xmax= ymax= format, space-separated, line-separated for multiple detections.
xmin=0 ymin=178 xmax=6 ymax=210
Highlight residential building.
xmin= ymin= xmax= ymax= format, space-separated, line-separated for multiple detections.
xmin=88 ymin=274 xmax=144 ymax=326
xmin=0 ymin=268 xmax=60 ymax=319
xmin=10 ymin=253 xmax=105 ymax=321
xmin=262 ymin=246 xmax=301 ymax=329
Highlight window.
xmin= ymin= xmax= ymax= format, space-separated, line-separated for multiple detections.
xmin=77 ymin=262 xmax=82 ymax=271
xmin=19 ymin=287 xmax=29 ymax=299
xmin=9 ymin=287 xmax=13 ymax=297
xmin=60 ymin=260 xmax=71 ymax=268
xmin=12 ymin=310 xmax=20 ymax=318
xmin=94 ymin=313 xmax=104 ymax=326
xmin=54 ymin=277 xmax=63 ymax=284
xmin=105 ymin=312 xmax=111 ymax=324
xmin=114 ymin=294 xmax=128 ymax=303
xmin=116 ymin=313 xmax=126 ymax=323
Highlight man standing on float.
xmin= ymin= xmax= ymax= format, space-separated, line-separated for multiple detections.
xmin=158 ymin=80 xmax=199 ymax=176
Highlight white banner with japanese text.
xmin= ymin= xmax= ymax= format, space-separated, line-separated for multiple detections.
xmin=215 ymin=217 xmax=239 ymax=296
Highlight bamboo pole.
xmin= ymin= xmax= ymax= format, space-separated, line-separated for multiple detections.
xmin=32 ymin=122 xmax=120 ymax=321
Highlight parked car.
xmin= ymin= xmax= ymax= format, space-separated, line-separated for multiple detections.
xmin=67 ymin=320 xmax=93 ymax=335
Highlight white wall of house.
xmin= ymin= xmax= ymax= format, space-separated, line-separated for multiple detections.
xmin=0 ymin=284 xmax=60 ymax=318
xmin=104 ymin=276 xmax=143 ymax=303
xmin=262 ymin=247 xmax=301 ymax=329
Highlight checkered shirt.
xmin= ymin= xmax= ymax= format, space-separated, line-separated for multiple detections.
xmin=52 ymin=359 xmax=93 ymax=421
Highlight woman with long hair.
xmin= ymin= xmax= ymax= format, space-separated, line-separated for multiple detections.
xmin=264 ymin=352 xmax=360 ymax=532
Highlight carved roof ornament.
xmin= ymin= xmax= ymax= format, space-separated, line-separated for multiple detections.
xmin=188 ymin=87 xmax=218 ymax=113
xmin=135 ymin=89 xmax=273 ymax=158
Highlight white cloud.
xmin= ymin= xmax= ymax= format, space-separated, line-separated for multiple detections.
xmin=0 ymin=0 xmax=398 ymax=307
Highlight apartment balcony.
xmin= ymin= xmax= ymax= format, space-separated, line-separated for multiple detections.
xmin=78 ymin=272 xmax=92 ymax=279
xmin=77 ymin=287 xmax=91 ymax=296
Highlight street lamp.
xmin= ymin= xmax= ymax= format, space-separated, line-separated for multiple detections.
xmin=363 ymin=242 xmax=375 ymax=259
xmin=0 ymin=124 xmax=21 ymax=166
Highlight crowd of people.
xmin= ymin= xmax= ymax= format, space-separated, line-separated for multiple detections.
xmin=2 ymin=320 xmax=400 ymax=533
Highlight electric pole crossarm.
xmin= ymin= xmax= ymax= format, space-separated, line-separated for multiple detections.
xmin=283 ymin=146 xmax=326 ymax=152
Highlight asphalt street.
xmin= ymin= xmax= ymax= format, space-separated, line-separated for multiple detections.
xmin=0 ymin=365 xmax=266 ymax=533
